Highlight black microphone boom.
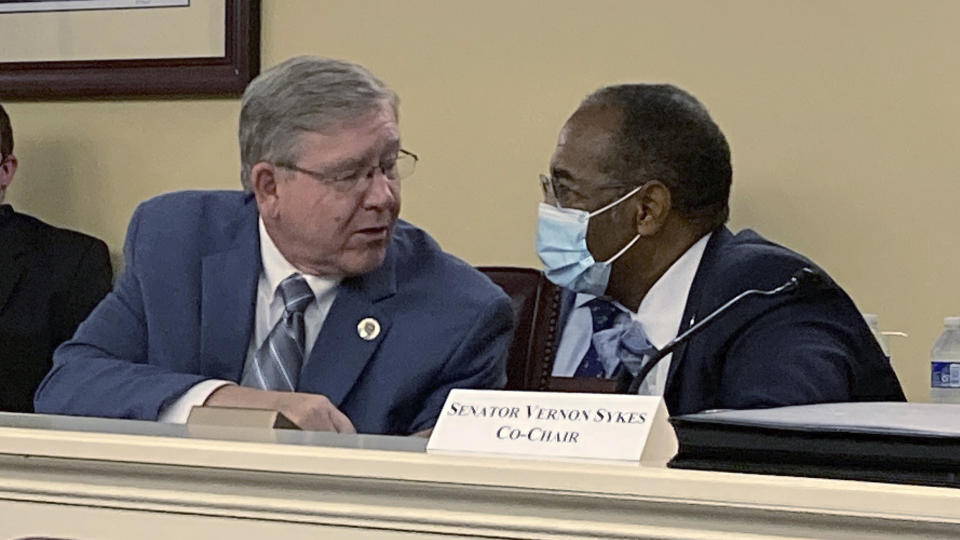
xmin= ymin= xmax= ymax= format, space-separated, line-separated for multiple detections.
xmin=618 ymin=266 xmax=825 ymax=395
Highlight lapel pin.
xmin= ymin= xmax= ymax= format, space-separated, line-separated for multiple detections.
xmin=357 ymin=317 xmax=381 ymax=341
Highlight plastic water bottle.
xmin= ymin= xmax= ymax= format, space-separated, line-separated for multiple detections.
xmin=862 ymin=313 xmax=907 ymax=367
xmin=930 ymin=317 xmax=960 ymax=404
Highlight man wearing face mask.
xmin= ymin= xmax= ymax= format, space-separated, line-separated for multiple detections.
xmin=537 ymin=84 xmax=904 ymax=414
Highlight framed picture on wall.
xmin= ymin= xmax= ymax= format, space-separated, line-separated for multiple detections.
xmin=0 ymin=0 xmax=260 ymax=99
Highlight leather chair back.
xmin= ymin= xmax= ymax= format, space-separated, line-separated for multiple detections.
xmin=477 ymin=267 xmax=562 ymax=391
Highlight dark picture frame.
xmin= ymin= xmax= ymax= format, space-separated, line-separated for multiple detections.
xmin=0 ymin=0 xmax=260 ymax=99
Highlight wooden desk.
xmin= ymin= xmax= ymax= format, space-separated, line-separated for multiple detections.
xmin=0 ymin=413 xmax=958 ymax=539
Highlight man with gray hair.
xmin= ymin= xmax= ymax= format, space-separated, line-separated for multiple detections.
xmin=35 ymin=57 xmax=513 ymax=435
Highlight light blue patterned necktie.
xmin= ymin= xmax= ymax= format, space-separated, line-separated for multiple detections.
xmin=592 ymin=319 xmax=659 ymax=384
xmin=574 ymin=299 xmax=624 ymax=377
xmin=242 ymin=273 xmax=314 ymax=391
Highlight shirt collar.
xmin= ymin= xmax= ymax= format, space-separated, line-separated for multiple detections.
xmin=258 ymin=218 xmax=340 ymax=302
xmin=571 ymin=232 xmax=711 ymax=350
xmin=634 ymin=232 xmax=712 ymax=350
xmin=573 ymin=293 xmax=597 ymax=309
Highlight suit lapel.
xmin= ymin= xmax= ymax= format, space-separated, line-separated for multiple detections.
xmin=0 ymin=209 xmax=38 ymax=314
xmin=665 ymin=227 xmax=732 ymax=396
xmin=199 ymin=201 xmax=260 ymax=381
xmin=0 ymin=252 xmax=28 ymax=314
xmin=298 ymin=246 xmax=397 ymax=407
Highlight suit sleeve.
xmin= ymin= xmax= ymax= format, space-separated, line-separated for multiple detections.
xmin=34 ymin=205 xmax=209 ymax=420
xmin=716 ymin=291 xmax=902 ymax=409
xmin=50 ymin=238 xmax=113 ymax=347
xmin=408 ymin=294 xmax=514 ymax=433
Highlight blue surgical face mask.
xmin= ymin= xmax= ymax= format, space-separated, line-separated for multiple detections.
xmin=536 ymin=186 xmax=643 ymax=296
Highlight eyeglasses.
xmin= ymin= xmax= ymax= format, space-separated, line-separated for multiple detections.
xmin=540 ymin=173 xmax=592 ymax=209
xmin=540 ymin=173 xmax=641 ymax=211
xmin=276 ymin=149 xmax=418 ymax=193
xmin=539 ymin=174 xmax=563 ymax=208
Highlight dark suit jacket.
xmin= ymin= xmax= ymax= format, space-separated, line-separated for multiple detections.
xmin=34 ymin=191 xmax=513 ymax=434
xmin=0 ymin=205 xmax=112 ymax=412
xmin=555 ymin=227 xmax=905 ymax=415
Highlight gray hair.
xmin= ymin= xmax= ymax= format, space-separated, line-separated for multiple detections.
xmin=238 ymin=56 xmax=399 ymax=191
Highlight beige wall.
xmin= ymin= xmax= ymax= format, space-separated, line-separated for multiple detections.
xmin=5 ymin=0 xmax=959 ymax=400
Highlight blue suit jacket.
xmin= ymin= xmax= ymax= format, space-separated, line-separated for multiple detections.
xmin=35 ymin=191 xmax=513 ymax=434
xmin=555 ymin=227 xmax=905 ymax=415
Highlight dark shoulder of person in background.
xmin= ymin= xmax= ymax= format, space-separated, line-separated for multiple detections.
xmin=0 ymin=102 xmax=113 ymax=413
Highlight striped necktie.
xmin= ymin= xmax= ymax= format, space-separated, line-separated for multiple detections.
xmin=574 ymin=299 xmax=623 ymax=378
xmin=242 ymin=273 xmax=314 ymax=391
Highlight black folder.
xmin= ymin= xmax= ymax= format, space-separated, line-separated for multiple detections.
xmin=668 ymin=402 xmax=960 ymax=488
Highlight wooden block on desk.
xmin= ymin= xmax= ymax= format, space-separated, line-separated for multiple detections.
xmin=187 ymin=406 xmax=299 ymax=430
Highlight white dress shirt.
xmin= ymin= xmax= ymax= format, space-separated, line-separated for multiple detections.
xmin=158 ymin=218 xmax=340 ymax=422
xmin=551 ymin=233 xmax=712 ymax=396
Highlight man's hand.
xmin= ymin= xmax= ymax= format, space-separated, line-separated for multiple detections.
xmin=204 ymin=385 xmax=356 ymax=433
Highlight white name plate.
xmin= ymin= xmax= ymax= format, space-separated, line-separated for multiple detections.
xmin=427 ymin=389 xmax=677 ymax=465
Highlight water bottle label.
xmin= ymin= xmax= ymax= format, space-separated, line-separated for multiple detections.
xmin=931 ymin=362 xmax=960 ymax=388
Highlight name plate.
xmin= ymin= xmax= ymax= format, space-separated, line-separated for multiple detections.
xmin=427 ymin=389 xmax=677 ymax=465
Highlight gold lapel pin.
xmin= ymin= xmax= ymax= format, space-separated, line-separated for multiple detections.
xmin=357 ymin=317 xmax=381 ymax=341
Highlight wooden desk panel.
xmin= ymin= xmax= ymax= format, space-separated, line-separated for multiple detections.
xmin=0 ymin=414 xmax=958 ymax=539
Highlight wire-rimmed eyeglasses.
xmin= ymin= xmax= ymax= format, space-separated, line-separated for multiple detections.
xmin=276 ymin=149 xmax=418 ymax=193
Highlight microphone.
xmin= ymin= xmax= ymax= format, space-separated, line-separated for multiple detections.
xmin=617 ymin=266 xmax=828 ymax=395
